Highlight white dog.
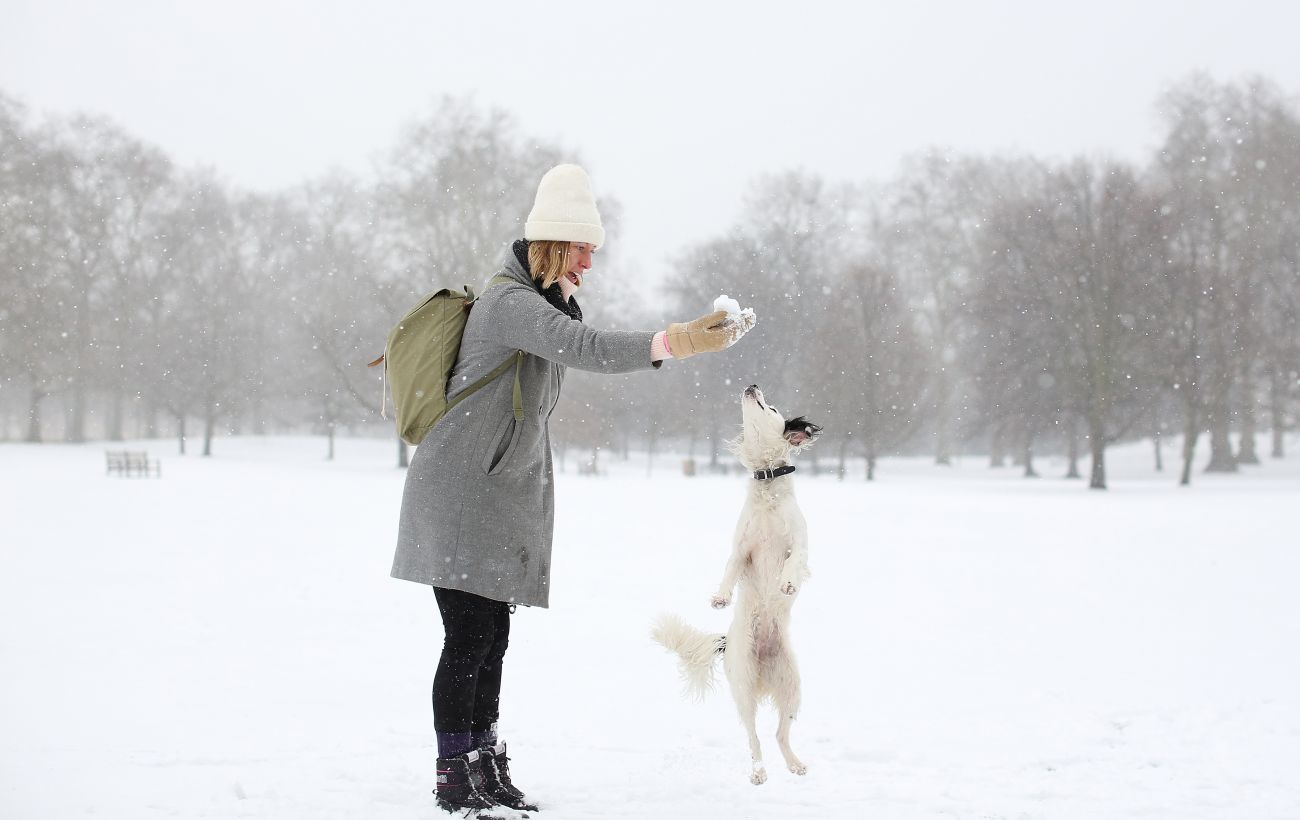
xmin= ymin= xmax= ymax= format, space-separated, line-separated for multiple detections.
xmin=652 ymin=385 xmax=822 ymax=785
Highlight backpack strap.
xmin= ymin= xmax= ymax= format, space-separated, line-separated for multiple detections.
xmin=445 ymin=275 xmax=527 ymax=422
xmin=510 ymin=352 xmax=524 ymax=421
xmin=446 ymin=351 xmax=524 ymax=420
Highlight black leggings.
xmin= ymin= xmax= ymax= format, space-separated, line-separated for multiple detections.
xmin=432 ymin=586 xmax=512 ymax=734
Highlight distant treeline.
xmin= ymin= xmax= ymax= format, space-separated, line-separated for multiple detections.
xmin=1 ymin=75 xmax=1297 ymax=488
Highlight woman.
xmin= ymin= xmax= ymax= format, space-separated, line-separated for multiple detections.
xmin=391 ymin=163 xmax=747 ymax=815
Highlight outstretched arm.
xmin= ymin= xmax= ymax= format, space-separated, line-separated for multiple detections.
xmin=478 ymin=282 xmax=658 ymax=374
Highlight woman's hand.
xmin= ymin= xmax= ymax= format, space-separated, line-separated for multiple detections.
xmin=665 ymin=309 xmax=750 ymax=358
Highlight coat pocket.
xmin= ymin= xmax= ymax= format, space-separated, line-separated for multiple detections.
xmin=482 ymin=414 xmax=522 ymax=476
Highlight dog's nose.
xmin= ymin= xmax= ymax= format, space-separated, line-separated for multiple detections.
xmin=744 ymin=384 xmax=759 ymax=394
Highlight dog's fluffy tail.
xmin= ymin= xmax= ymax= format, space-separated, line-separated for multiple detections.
xmin=651 ymin=614 xmax=725 ymax=699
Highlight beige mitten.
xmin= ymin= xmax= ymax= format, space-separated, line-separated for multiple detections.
xmin=665 ymin=310 xmax=735 ymax=359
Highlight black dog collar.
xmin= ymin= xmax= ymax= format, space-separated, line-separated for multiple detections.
xmin=753 ymin=465 xmax=796 ymax=481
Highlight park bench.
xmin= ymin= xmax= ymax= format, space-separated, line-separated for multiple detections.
xmin=105 ymin=450 xmax=161 ymax=478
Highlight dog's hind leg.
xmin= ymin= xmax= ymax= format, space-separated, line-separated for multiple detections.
xmin=736 ymin=692 xmax=767 ymax=785
xmin=775 ymin=707 xmax=806 ymax=776
xmin=772 ymin=653 xmax=807 ymax=775
xmin=726 ymin=614 xmax=767 ymax=783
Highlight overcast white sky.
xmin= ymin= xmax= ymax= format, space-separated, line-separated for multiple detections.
xmin=5 ymin=0 xmax=1299 ymax=284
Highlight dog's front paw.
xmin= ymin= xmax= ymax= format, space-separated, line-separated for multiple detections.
xmin=779 ymin=581 xmax=797 ymax=596
xmin=710 ymin=594 xmax=731 ymax=609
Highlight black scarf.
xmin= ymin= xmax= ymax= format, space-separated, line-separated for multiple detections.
xmin=512 ymin=239 xmax=582 ymax=322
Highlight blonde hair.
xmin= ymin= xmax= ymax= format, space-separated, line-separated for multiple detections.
xmin=527 ymin=240 xmax=571 ymax=290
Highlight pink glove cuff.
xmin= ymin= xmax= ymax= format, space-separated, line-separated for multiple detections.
xmin=650 ymin=330 xmax=673 ymax=362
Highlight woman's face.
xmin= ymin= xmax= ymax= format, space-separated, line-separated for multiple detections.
xmin=564 ymin=242 xmax=595 ymax=289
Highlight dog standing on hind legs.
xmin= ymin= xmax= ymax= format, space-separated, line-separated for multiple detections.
xmin=653 ymin=385 xmax=823 ymax=785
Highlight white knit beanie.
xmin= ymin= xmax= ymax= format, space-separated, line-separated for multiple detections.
xmin=524 ymin=164 xmax=605 ymax=248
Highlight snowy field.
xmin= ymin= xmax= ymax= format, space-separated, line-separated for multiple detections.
xmin=2 ymin=434 xmax=1299 ymax=820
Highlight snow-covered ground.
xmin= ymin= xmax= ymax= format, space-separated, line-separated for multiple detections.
xmin=2 ymin=434 xmax=1298 ymax=820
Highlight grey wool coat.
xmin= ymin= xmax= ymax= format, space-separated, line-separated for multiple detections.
xmin=391 ymin=244 xmax=660 ymax=607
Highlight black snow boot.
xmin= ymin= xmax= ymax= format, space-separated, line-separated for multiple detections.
xmin=435 ymin=749 xmax=503 ymax=818
xmin=479 ymin=741 xmax=540 ymax=813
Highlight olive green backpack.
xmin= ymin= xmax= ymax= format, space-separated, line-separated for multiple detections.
xmin=369 ymin=275 xmax=523 ymax=446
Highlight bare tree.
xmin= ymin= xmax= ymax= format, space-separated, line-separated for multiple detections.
xmin=882 ymin=152 xmax=989 ymax=466
xmin=77 ymin=119 xmax=172 ymax=441
xmin=285 ymin=176 xmax=393 ymax=457
xmin=979 ymin=158 xmax=1160 ymax=489
xmin=971 ymin=158 xmax=1075 ymax=479
xmin=0 ymin=94 xmax=58 ymax=441
xmin=1047 ymin=161 xmax=1162 ymax=489
xmin=224 ymin=192 xmax=306 ymax=438
xmin=372 ymin=96 xmax=566 ymax=465
xmin=1150 ymin=75 xmax=1281 ymax=481
xmin=1227 ymin=80 xmax=1300 ymax=460
xmin=834 ymin=257 xmax=927 ymax=480
xmin=142 ymin=172 xmax=241 ymax=456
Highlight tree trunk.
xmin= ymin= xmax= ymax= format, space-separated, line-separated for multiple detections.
xmin=1088 ymin=436 xmax=1107 ymax=490
xmin=645 ymin=428 xmax=657 ymax=477
xmin=1153 ymin=432 xmax=1164 ymax=472
xmin=1204 ymin=378 xmax=1237 ymax=473
xmin=1179 ymin=412 xmax=1198 ymax=487
xmin=107 ymin=388 xmax=125 ymax=442
xmin=25 ymin=388 xmax=45 ymax=443
xmin=202 ymin=408 xmax=216 ymax=457
xmin=1237 ymin=375 xmax=1260 ymax=465
xmin=252 ymin=394 xmax=267 ymax=435
xmin=989 ymin=422 xmax=1006 ymax=468
xmin=64 ymin=382 xmax=87 ymax=443
xmin=398 ymin=437 xmax=409 ymax=469
xmin=1065 ymin=416 xmax=1082 ymax=479
xmin=934 ymin=369 xmax=953 ymax=466
xmin=1270 ymin=367 xmax=1286 ymax=458
xmin=934 ymin=430 xmax=952 ymax=466
xmin=143 ymin=398 xmax=159 ymax=440
xmin=177 ymin=414 xmax=187 ymax=455
xmin=1023 ymin=428 xmax=1039 ymax=478
xmin=1204 ymin=410 xmax=1237 ymax=472
xmin=1086 ymin=408 xmax=1107 ymax=490
xmin=1237 ymin=424 xmax=1259 ymax=464
xmin=326 ymin=424 xmax=335 ymax=461
xmin=866 ymin=451 xmax=877 ymax=482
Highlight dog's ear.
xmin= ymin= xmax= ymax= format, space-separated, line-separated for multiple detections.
xmin=784 ymin=417 xmax=822 ymax=447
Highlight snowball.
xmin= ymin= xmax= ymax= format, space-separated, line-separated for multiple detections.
xmin=711 ymin=294 xmax=757 ymax=345
xmin=713 ymin=295 xmax=742 ymax=317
